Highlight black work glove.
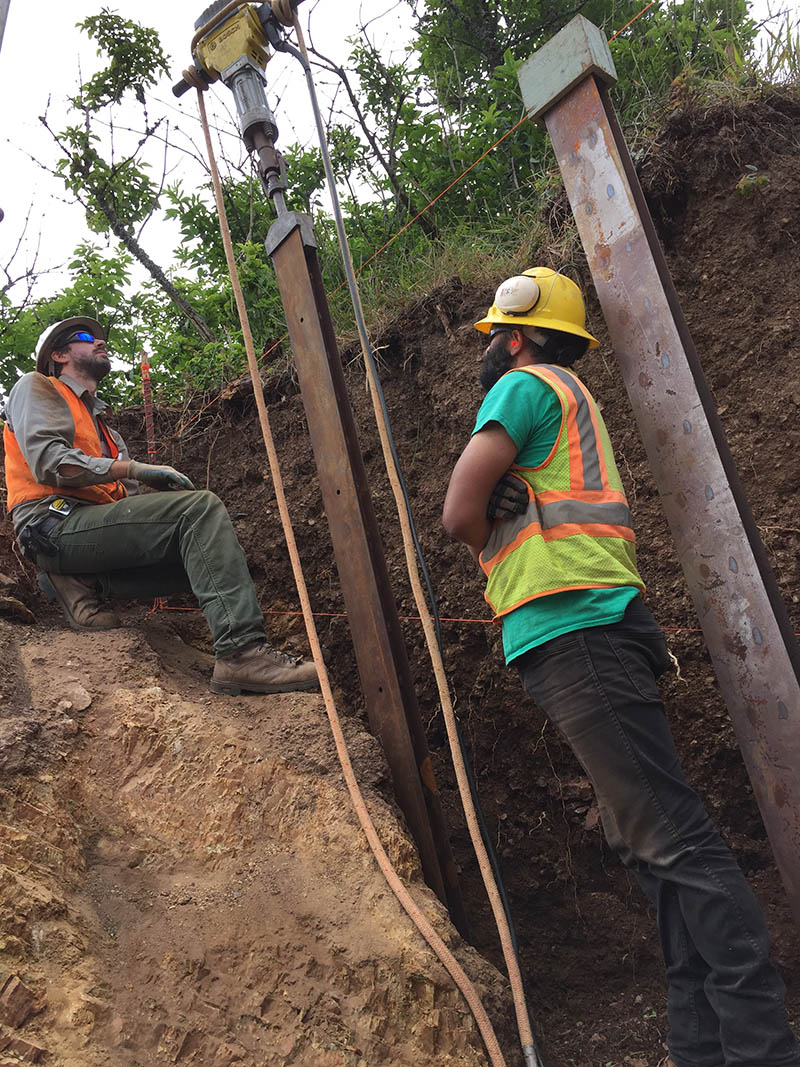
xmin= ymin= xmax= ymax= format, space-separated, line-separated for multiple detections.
xmin=128 ymin=459 xmax=196 ymax=492
xmin=487 ymin=471 xmax=529 ymax=521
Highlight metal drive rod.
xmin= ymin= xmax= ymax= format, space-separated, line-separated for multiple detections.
xmin=519 ymin=16 xmax=800 ymax=923
xmin=266 ymin=214 xmax=466 ymax=931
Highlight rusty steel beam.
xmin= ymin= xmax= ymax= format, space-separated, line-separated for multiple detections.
xmin=518 ymin=17 xmax=800 ymax=922
xmin=265 ymin=214 xmax=466 ymax=931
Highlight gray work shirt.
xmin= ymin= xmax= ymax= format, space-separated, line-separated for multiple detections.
xmin=4 ymin=372 xmax=138 ymax=539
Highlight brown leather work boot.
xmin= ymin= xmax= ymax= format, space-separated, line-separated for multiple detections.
xmin=211 ymin=642 xmax=319 ymax=695
xmin=38 ymin=572 xmax=121 ymax=632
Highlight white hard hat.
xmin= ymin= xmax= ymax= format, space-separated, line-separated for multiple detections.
xmin=35 ymin=317 xmax=105 ymax=376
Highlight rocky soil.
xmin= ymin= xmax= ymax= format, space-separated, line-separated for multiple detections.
xmin=2 ymin=91 xmax=800 ymax=1066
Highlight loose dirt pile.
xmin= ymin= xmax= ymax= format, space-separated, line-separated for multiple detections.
xmin=2 ymin=91 xmax=800 ymax=1066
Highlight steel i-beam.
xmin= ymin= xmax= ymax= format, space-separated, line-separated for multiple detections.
xmin=518 ymin=16 xmax=800 ymax=922
xmin=265 ymin=213 xmax=465 ymax=932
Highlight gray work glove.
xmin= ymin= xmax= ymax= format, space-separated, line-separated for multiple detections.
xmin=128 ymin=459 xmax=196 ymax=492
xmin=487 ymin=471 xmax=529 ymax=521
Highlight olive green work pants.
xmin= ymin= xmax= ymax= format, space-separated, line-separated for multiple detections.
xmin=38 ymin=490 xmax=267 ymax=656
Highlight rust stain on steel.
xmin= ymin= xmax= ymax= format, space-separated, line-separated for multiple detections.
xmin=543 ymin=75 xmax=800 ymax=924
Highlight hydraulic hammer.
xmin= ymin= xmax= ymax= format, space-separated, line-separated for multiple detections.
xmin=173 ymin=0 xmax=466 ymax=932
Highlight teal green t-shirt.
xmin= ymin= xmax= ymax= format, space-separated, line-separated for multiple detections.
xmin=473 ymin=369 xmax=639 ymax=665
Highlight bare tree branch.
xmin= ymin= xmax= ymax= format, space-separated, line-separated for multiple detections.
xmin=39 ymin=113 xmax=216 ymax=344
xmin=304 ymin=43 xmax=438 ymax=236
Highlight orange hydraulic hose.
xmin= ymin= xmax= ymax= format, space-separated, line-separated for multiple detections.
xmin=195 ymin=87 xmax=508 ymax=1067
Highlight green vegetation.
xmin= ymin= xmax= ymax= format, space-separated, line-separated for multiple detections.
xmin=1 ymin=0 xmax=795 ymax=404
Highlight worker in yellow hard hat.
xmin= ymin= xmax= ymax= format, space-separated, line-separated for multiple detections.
xmin=443 ymin=267 xmax=800 ymax=1067
xmin=4 ymin=317 xmax=318 ymax=696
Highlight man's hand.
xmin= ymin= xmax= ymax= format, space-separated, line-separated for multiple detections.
xmin=487 ymin=471 xmax=529 ymax=521
xmin=127 ymin=459 xmax=195 ymax=492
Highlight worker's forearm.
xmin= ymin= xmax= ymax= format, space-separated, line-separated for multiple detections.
xmin=443 ymin=426 xmax=518 ymax=557
xmin=57 ymin=458 xmax=129 ymax=484
xmin=109 ymin=459 xmax=130 ymax=479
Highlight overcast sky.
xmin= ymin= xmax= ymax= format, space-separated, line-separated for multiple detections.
xmin=0 ymin=0 xmax=416 ymax=303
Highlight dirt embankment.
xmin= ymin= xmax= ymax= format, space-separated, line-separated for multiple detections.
xmin=1 ymin=92 xmax=800 ymax=1066
xmin=0 ymin=619 xmax=511 ymax=1065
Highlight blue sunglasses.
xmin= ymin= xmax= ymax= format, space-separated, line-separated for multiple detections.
xmin=61 ymin=330 xmax=98 ymax=345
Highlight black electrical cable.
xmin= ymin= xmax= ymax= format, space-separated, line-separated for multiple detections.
xmin=273 ymin=24 xmax=533 ymax=1005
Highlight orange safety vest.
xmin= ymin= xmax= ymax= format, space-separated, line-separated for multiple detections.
xmin=4 ymin=375 xmax=127 ymax=512
xmin=480 ymin=364 xmax=644 ymax=619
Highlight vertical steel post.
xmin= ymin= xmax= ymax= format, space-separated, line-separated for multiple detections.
xmin=180 ymin=6 xmax=465 ymax=930
xmin=265 ymin=213 xmax=465 ymax=931
xmin=518 ymin=16 xmax=800 ymax=922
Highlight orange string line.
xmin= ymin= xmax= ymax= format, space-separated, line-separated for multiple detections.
xmin=341 ymin=114 xmax=530 ymax=280
xmin=608 ymin=0 xmax=656 ymax=42
xmin=148 ymin=600 xmax=798 ymax=636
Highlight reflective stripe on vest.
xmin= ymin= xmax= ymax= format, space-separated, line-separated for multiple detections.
xmin=4 ymin=375 xmax=127 ymax=512
xmin=479 ymin=364 xmax=643 ymax=618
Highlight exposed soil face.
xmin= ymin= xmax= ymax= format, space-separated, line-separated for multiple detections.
xmin=2 ymin=92 xmax=800 ymax=1066
xmin=0 ymin=619 xmax=510 ymax=1065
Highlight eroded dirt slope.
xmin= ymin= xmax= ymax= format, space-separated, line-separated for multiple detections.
xmin=0 ymin=618 xmax=511 ymax=1066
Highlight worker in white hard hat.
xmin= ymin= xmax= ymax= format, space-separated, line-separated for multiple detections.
xmin=3 ymin=317 xmax=318 ymax=696
xmin=443 ymin=267 xmax=800 ymax=1067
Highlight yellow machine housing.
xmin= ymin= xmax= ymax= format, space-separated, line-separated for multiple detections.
xmin=195 ymin=5 xmax=270 ymax=79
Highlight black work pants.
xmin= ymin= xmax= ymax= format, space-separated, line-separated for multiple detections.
xmin=515 ymin=598 xmax=799 ymax=1067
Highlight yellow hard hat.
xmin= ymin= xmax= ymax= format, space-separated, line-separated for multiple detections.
xmin=475 ymin=267 xmax=599 ymax=348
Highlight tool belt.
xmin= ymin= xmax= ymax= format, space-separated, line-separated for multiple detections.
xmin=18 ymin=498 xmax=78 ymax=561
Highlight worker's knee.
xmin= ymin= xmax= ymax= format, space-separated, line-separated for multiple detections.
xmin=183 ymin=489 xmax=238 ymax=535
xmin=142 ymin=488 xmax=228 ymax=530
xmin=179 ymin=488 xmax=225 ymax=517
xmin=194 ymin=488 xmax=224 ymax=510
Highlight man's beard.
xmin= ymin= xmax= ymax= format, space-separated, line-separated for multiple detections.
xmin=75 ymin=348 xmax=111 ymax=383
xmin=479 ymin=334 xmax=515 ymax=392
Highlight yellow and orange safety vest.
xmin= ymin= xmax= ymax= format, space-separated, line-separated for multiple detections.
xmin=480 ymin=365 xmax=644 ymax=620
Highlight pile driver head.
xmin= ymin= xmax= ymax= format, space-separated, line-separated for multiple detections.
xmin=173 ymin=1 xmax=304 ymax=96
xmin=194 ymin=3 xmax=270 ymax=82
